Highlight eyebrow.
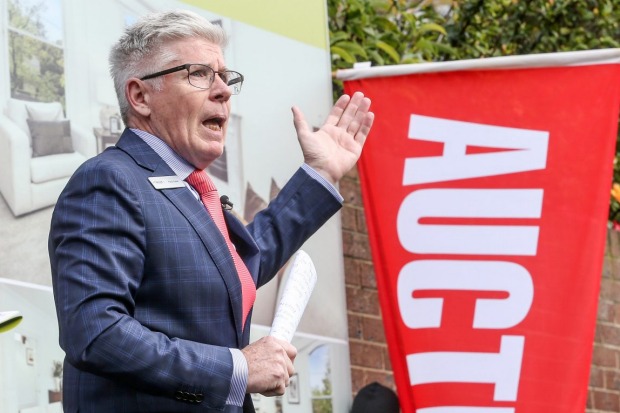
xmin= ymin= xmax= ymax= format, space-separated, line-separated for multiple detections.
xmin=211 ymin=64 xmax=230 ymax=72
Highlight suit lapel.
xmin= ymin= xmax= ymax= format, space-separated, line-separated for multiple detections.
xmin=224 ymin=211 xmax=260 ymax=281
xmin=117 ymin=131 xmax=246 ymax=345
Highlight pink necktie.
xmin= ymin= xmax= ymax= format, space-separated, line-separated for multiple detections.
xmin=186 ymin=169 xmax=256 ymax=327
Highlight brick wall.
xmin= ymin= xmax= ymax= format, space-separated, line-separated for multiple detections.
xmin=588 ymin=230 xmax=620 ymax=412
xmin=340 ymin=167 xmax=396 ymax=395
xmin=340 ymin=166 xmax=620 ymax=411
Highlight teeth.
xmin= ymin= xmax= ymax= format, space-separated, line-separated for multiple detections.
xmin=204 ymin=119 xmax=223 ymax=131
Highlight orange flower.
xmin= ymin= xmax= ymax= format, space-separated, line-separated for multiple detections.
xmin=611 ymin=183 xmax=620 ymax=203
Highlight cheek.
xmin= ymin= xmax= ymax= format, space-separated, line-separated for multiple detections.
xmin=153 ymin=103 xmax=187 ymax=132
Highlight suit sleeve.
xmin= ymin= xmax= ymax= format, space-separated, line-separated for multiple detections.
xmin=247 ymin=167 xmax=343 ymax=288
xmin=49 ymin=158 xmax=233 ymax=410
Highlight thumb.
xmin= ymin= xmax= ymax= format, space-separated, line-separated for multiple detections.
xmin=291 ymin=106 xmax=310 ymax=136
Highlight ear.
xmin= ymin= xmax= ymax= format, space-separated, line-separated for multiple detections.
xmin=126 ymin=78 xmax=151 ymax=118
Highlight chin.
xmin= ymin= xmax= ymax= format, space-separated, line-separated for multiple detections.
xmin=196 ymin=150 xmax=224 ymax=170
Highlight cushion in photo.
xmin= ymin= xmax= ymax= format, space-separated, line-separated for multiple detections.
xmin=27 ymin=119 xmax=74 ymax=157
xmin=26 ymin=101 xmax=64 ymax=122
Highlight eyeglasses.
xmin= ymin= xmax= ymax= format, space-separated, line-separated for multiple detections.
xmin=140 ymin=63 xmax=244 ymax=95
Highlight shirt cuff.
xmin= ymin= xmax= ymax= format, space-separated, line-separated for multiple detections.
xmin=226 ymin=348 xmax=248 ymax=406
xmin=301 ymin=163 xmax=344 ymax=203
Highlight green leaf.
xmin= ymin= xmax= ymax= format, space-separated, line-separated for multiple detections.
xmin=374 ymin=40 xmax=400 ymax=63
xmin=419 ymin=22 xmax=448 ymax=36
xmin=375 ymin=16 xmax=399 ymax=33
xmin=330 ymin=45 xmax=356 ymax=64
xmin=401 ymin=56 xmax=422 ymax=64
xmin=329 ymin=31 xmax=350 ymax=45
xmin=334 ymin=41 xmax=369 ymax=59
xmin=368 ymin=49 xmax=384 ymax=66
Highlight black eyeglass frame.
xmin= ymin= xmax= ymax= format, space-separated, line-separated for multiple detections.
xmin=140 ymin=63 xmax=244 ymax=93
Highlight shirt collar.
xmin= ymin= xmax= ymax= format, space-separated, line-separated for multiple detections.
xmin=130 ymin=128 xmax=196 ymax=179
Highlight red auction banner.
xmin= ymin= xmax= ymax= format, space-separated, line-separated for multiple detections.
xmin=340 ymin=50 xmax=620 ymax=412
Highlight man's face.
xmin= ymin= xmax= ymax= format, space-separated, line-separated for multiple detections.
xmin=144 ymin=38 xmax=232 ymax=170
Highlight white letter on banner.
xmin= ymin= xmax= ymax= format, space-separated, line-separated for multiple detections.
xmin=397 ymin=260 xmax=533 ymax=329
xmin=418 ymin=408 xmax=514 ymax=413
xmin=407 ymin=335 xmax=524 ymax=402
xmin=397 ymin=188 xmax=542 ymax=255
xmin=403 ymin=114 xmax=549 ymax=185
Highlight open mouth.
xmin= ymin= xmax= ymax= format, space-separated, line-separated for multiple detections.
xmin=203 ymin=116 xmax=225 ymax=132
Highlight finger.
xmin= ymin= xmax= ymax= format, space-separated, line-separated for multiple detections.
xmin=261 ymin=382 xmax=285 ymax=397
xmin=324 ymin=94 xmax=351 ymax=127
xmin=354 ymin=111 xmax=375 ymax=145
xmin=291 ymin=105 xmax=310 ymax=136
xmin=262 ymin=383 xmax=286 ymax=397
xmin=285 ymin=355 xmax=295 ymax=377
xmin=281 ymin=340 xmax=297 ymax=361
xmin=270 ymin=336 xmax=297 ymax=358
xmin=346 ymin=96 xmax=372 ymax=135
xmin=336 ymin=91 xmax=366 ymax=130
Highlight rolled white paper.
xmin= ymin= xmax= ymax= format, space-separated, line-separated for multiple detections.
xmin=269 ymin=250 xmax=317 ymax=342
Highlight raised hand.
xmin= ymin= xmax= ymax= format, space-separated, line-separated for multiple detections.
xmin=292 ymin=91 xmax=374 ymax=184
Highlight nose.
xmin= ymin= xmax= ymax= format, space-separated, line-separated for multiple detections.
xmin=210 ymin=73 xmax=232 ymax=102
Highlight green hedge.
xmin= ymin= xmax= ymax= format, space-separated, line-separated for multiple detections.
xmin=328 ymin=0 xmax=620 ymax=222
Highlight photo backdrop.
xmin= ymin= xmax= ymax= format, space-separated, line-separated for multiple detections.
xmin=0 ymin=1 xmax=350 ymax=412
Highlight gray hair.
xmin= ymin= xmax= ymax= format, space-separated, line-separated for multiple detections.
xmin=109 ymin=9 xmax=228 ymax=124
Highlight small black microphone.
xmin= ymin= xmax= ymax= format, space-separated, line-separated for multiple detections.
xmin=220 ymin=195 xmax=233 ymax=210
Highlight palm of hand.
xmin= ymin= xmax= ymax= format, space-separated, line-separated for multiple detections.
xmin=292 ymin=92 xmax=374 ymax=184
xmin=300 ymin=123 xmax=363 ymax=181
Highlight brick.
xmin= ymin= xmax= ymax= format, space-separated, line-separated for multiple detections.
xmin=586 ymin=389 xmax=593 ymax=410
xmin=599 ymin=278 xmax=616 ymax=302
xmin=362 ymin=316 xmax=386 ymax=343
xmin=609 ymin=228 xmax=620 ymax=257
xmin=344 ymin=257 xmax=362 ymax=286
xmin=591 ymin=344 xmax=617 ymax=368
xmin=614 ymin=303 xmax=620 ymax=324
xmin=592 ymin=389 xmax=620 ymax=411
xmin=342 ymin=230 xmax=372 ymax=260
xmin=589 ymin=365 xmax=604 ymax=387
xmin=600 ymin=324 xmax=620 ymax=346
xmin=341 ymin=205 xmax=358 ymax=231
xmin=598 ymin=300 xmax=615 ymax=323
xmin=362 ymin=371 xmax=396 ymax=392
xmin=358 ymin=261 xmax=377 ymax=289
xmin=346 ymin=285 xmax=381 ymax=315
xmin=605 ymin=370 xmax=620 ymax=391
xmin=344 ymin=258 xmax=375 ymax=288
xmin=594 ymin=324 xmax=604 ymax=344
xmin=613 ymin=280 xmax=620 ymax=301
xmin=602 ymin=256 xmax=613 ymax=279
xmin=612 ymin=257 xmax=620 ymax=282
xmin=340 ymin=178 xmax=363 ymax=206
xmin=349 ymin=341 xmax=385 ymax=369
xmin=350 ymin=367 xmax=366 ymax=393
xmin=355 ymin=208 xmax=368 ymax=234
xmin=383 ymin=347 xmax=392 ymax=371
xmin=348 ymin=314 xmax=363 ymax=340
xmin=344 ymin=166 xmax=359 ymax=181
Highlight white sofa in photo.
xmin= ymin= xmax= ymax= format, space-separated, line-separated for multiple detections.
xmin=0 ymin=98 xmax=96 ymax=217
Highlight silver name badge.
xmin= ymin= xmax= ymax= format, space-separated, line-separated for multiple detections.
xmin=148 ymin=176 xmax=186 ymax=189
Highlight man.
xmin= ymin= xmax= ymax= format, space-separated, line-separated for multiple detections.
xmin=49 ymin=9 xmax=373 ymax=413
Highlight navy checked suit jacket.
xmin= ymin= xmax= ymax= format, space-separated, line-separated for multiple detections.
xmin=49 ymin=129 xmax=341 ymax=413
